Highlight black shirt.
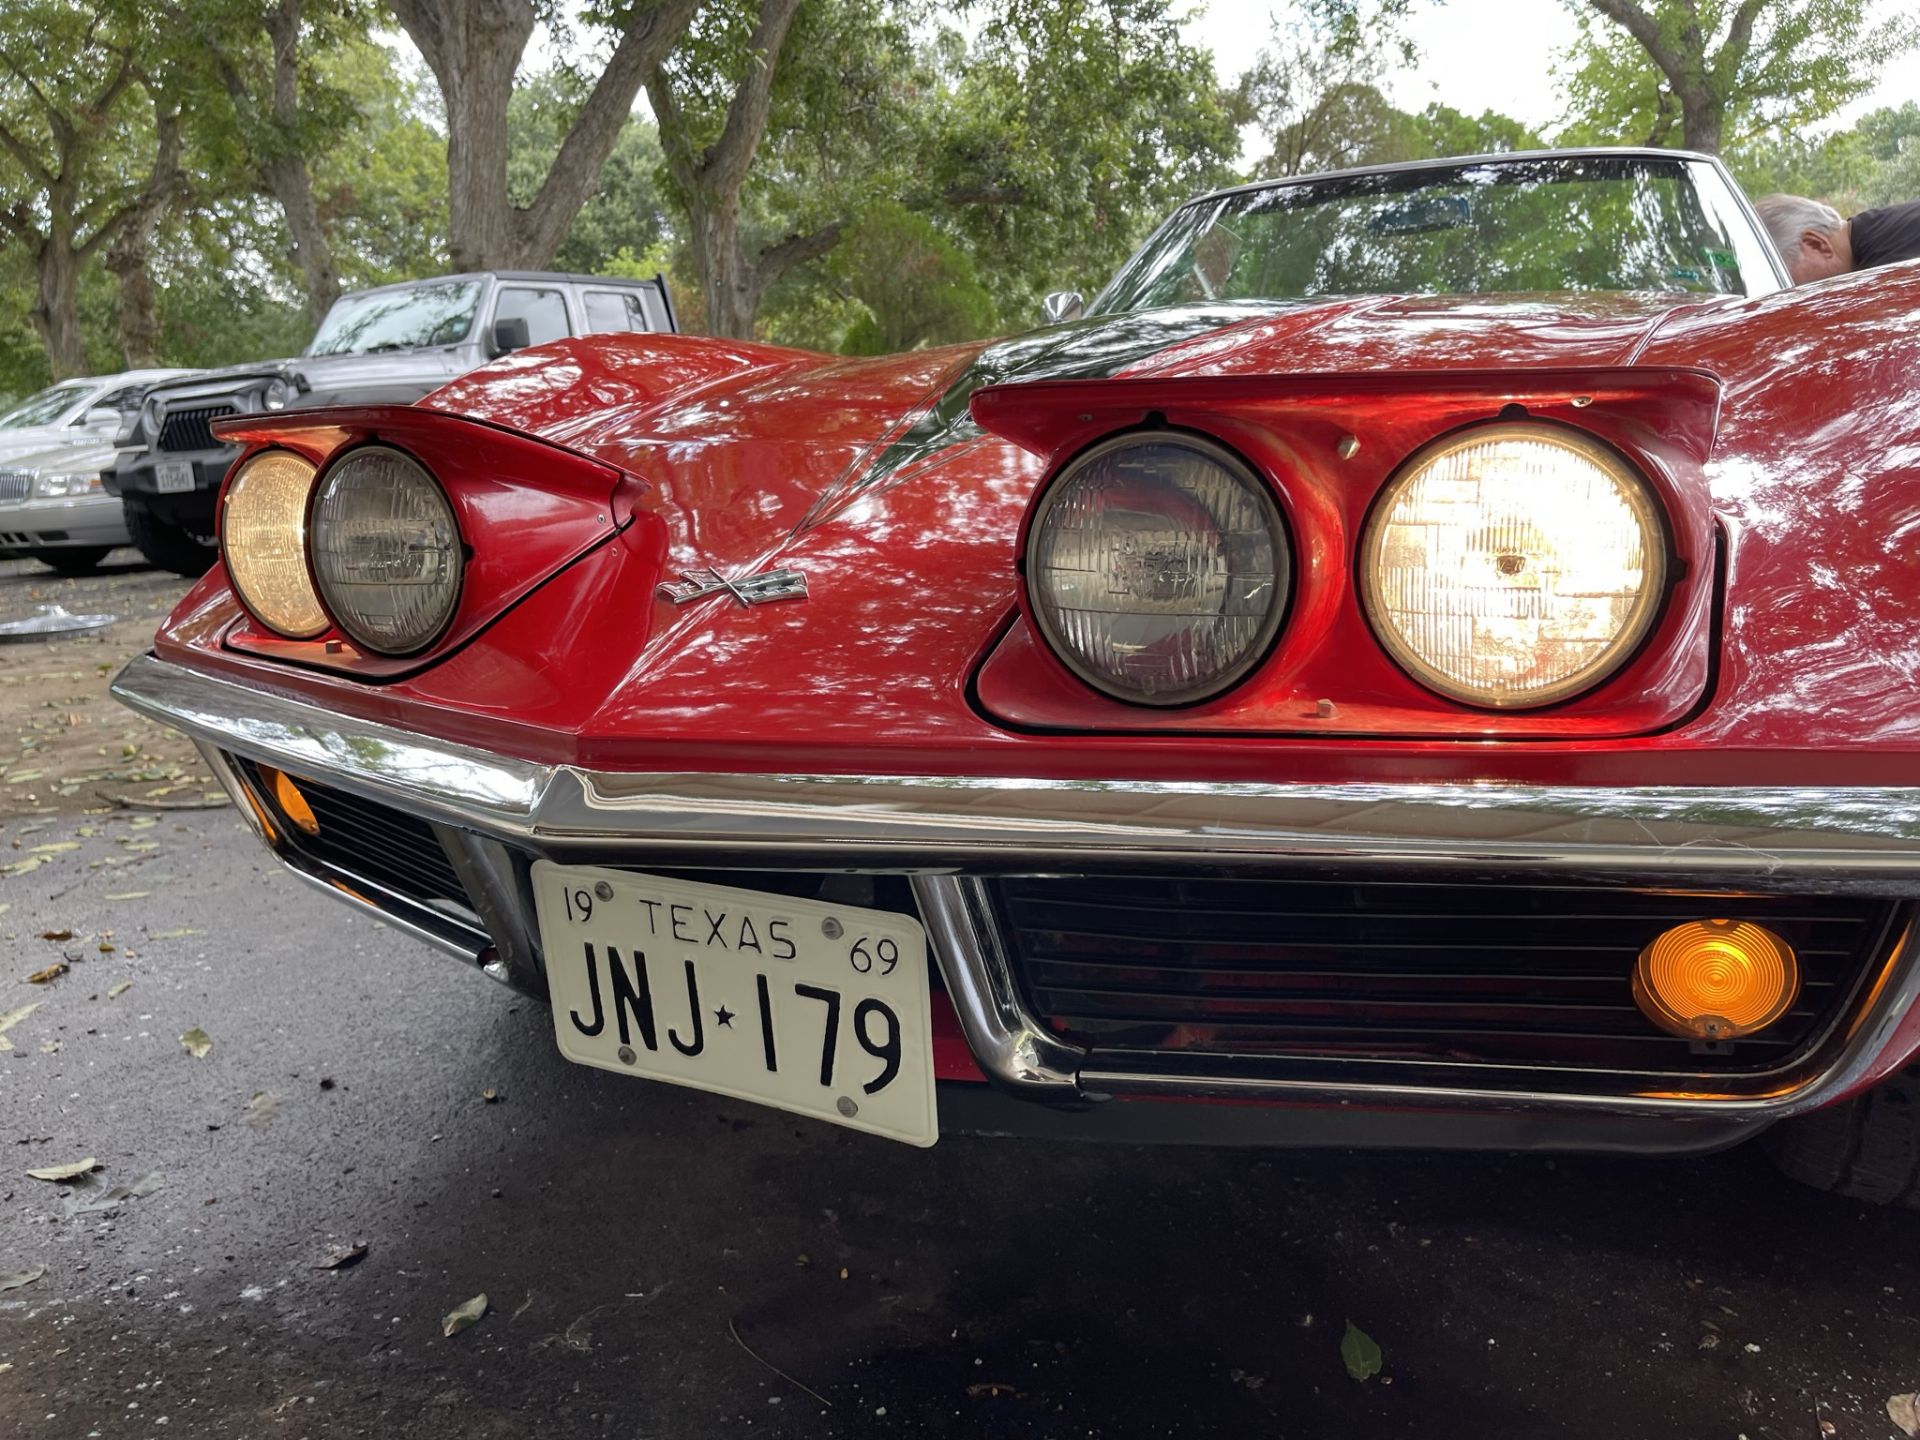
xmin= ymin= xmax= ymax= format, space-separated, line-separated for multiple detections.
xmin=1850 ymin=197 xmax=1920 ymax=270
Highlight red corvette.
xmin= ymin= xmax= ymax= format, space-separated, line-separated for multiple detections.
xmin=115 ymin=149 xmax=1920 ymax=1202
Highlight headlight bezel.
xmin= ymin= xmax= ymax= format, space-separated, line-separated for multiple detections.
xmin=1357 ymin=419 xmax=1674 ymax=712
xmin=306 ymin=442 xmax=466 ymax=659
xmin=1022 ymin=427 xmax=1294 ymax=709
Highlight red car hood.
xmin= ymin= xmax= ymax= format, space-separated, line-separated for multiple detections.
xmin=422 ymin=292 xmax=1709 ymax=559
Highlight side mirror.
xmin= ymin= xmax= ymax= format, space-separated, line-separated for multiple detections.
xmin=489 ymin=316 xmax=531 ymax=357
xmin=80 ymin=406 xmax=122 ymax=436
xmin=1041 ymin=291 xmax=1085 ymax=325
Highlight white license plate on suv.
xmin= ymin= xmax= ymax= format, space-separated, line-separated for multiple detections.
xmin=530 ymin=864 xmax=937 ymax=1146
xmin=153 ymin=460 xmax=195 ymax=493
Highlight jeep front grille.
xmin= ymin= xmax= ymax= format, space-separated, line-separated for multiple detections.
xmin=158 ymin=404 xmax=236 ymax=452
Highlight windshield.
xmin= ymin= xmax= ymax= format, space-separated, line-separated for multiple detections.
xmin=307 ymin=280 xmax=482 ymax=357
xmin=0 ymin=382 xmax=93 ymax=430
xmin=1092 ymin=156 xmax=1777 ymax=316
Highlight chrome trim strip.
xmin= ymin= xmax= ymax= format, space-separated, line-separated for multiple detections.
xmin=911 ymin=875 xmax=1086 ymax=1099
xmin=437 ymin=828 xmax=547 ymax=994
xmin=284 ymin=866 xmax=488 ymax=965
xmin=116 ymin=654 xmax=1920 ymax=1120
xmin=114 ymin=657 xmax=1920 ymax=892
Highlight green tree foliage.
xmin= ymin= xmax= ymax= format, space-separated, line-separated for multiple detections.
xmin=1731 ymin=102 xmax=1920 ymax=214
xmin=168 ymin=0 xmax=380 ymax=322
xmin=828 ymin=200 xmax=995 ymax=354
xmin=314 ymin=43 xmax=449 ymax=287
xmin=1237 ymin=16 xmax=1544 ymax=179
xmin=0 ymin=1 xmax=184 ymax=376
xmin=1558 ymin=0 xmax=1917 ymax=153
xmin=927 ymin=0 xmax=1239 ymax=318
xmin=507 ymin=68 xmax=669 ymax=275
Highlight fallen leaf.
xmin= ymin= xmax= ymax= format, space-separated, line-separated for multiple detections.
xmin=1891 ymin=1394 xmax=1920 ymax=1438
xmin=244 ymin=1091 xmax=281 ymax=1128
xmin=179 ymin=1027 xmax=213 ymax=1059
xmin=1341 ymin=1321 xmax=1383 ymax=1382
xmin=66 ymin=1172 xmax=164 ymax=1216
xmin=442 ymin=1293 xmax=488 ymax=1337
xmin=26 ymin=963 xmax=69 ymax=985
xmin=482 ymin=1088 xmax=500 ymax=1103
xmin=151 ymin=928 xmax=199 ymax=940
xmin=27 ymin=1158 xmax=100 ymax=1182
xmin=107 ymin=981 xmax=132 ymax=998
xmin=316 ymin=1242 xmax=369 ymax=1271
xmin=965 ymin=1382 xmax=1021 ymax=1399
xmin=105 ymin=890 xmax=151 ymax=900
xmin=37 ymin=929 xmax=74 ymax=942
xmin=0 ymin=1265 xmax=46 ymax=1293
xmin=39 ymin=1038 xmax=59 ymax=1055
xmin=0 ymin=1002 xmax=40 ymax=1051
xmin=0 ymin=857 xmax=45 ymax=878
xmin=30 ymin=842 xmax=79 ymax=854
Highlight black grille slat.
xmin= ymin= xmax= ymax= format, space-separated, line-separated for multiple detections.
xmin=158 ymin=404 xmax=234 ymax=452
xmin=246 ymin=762 xmax=469 ymax=908
xmin=995 ymin=876 xmax=1895 ymax=1075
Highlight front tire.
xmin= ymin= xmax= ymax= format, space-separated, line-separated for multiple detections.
xmin=29 ymin=545 xmax=113 ymax=576
xmin=124 ymin=498 xmax=216 ymax=578
xmin=1767 ymin=1069 xmax=1920 ymax=1207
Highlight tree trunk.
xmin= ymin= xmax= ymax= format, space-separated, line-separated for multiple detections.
xmin=107 ymin=226 xmax=161 ymax=366
xmin=1678 ymin=88 xmax=1723 ymax=153
xmin=394 ymin=0 xmax=696 ymax=272
xmin=392 ymin=0 xmax=535 ymax=272
xmin=264 ymin=155 xmax=340 ymax=321
xmin=649 ymin=0 xmax=808 ymax=338
xmin=688 ymin=197 xmax=756 ymax=340
xmin=260 ymin=0 xmax=340 ymax=320
xmin=31 ymin=229 xmax=86 ymax=379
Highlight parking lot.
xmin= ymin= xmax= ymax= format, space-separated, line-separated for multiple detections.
xmin=3 ymin=553 xmax=1919 ymax=1440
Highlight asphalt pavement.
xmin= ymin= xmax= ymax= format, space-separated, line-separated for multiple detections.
xmin=3 ymin=553 xmax=1920 ymax=1440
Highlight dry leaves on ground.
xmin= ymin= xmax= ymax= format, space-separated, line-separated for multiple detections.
xmin=26 ymin=1158 xmax=100 ymax=1182
xmin=443 ymin=1294 xmax=489 ymax=1337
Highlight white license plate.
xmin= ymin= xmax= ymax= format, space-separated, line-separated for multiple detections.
xmin=153 ymin=460 xmax=195 ymax=493
xmin=531 ymin=864 xmax=938 ymax=1146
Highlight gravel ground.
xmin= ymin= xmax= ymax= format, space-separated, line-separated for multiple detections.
xmin=2 ymin=553 xmax=1918 ymax=1440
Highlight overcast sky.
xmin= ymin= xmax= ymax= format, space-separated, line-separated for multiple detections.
xmin=1184 ymin=0 xmax=1913 ymax=143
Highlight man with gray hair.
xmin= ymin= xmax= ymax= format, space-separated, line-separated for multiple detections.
xmin=1756 ymin=192 xmax=1920 ymax=285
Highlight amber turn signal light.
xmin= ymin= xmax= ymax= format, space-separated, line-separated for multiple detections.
xmin=260 ymin=766 xmax=320 ymax=836
xmin=1632 ymin=919 xmax=1799 ymax=1041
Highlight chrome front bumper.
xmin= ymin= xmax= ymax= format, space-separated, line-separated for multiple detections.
xmin=114 ymin=653 xmax=1920 ymax=1126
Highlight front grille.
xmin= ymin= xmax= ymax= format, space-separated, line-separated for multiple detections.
xmin=157 ymin=404 xmax=234 ymax=452
xmin=244 ymin=762 xmax=470 ymax=911
xmin=993 ymin=876 xmax=1899 ymax=1075
xmin=0 ymin=470 xmax=30 ymax=503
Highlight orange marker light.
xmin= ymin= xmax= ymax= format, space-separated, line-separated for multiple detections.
xmin=261 ymin=766 xmax=320 ymax=836
xmin=1632 ymin=919 xmax=1799 ymax=1041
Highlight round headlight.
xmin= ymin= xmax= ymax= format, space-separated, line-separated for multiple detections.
xmin=309 ymin=446 xmax=461 ymax=656
xmin=262 ymin=378 xmax=292 ymax=411
xmin=1027 ymin=431 xmax=1290 ymax=706
xmin=1360 ymin=424 xmax=1668 ymax=709
xmin=221 ymin=450 xmax=327 ymax=639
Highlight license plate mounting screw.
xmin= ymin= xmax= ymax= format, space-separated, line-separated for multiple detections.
xmin=821 ymin=917 xmax=843 ymax=940
xmin=594 ymin=881 xmax=614 ymax=902
xmin=836 ymin=1096 xmax=858 ymax=1118
xmin=617 ymin=1045 xmax=637 ymax=1065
